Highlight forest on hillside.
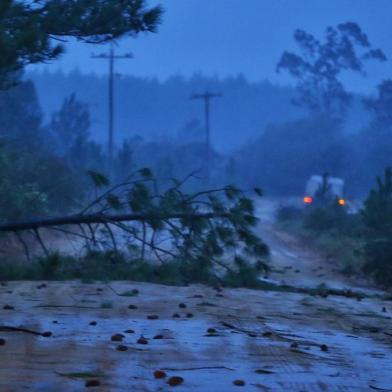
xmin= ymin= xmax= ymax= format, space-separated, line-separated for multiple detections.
xmin=29 ymin=70 xmax=303 ymax=151
xmin=17 ymin=69 xmax=392 ymax=197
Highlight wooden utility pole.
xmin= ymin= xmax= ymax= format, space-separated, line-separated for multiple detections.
xmin=191 ymin=91 xmax=222 ymax=178
xmin=92 ymin=44 xmax=133 ymax=174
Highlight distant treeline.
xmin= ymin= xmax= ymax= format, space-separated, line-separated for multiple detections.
xmin=28 ymin=70 xmax=370 ymax=153
xmin=1 ymin=70 xmax=385 ymax=206
xmin=232 ymin=114 xmax=386 ymax=197
xmin=29 ymin=70 xmax=303 ymax=152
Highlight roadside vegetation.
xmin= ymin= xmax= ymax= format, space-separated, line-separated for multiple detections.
xmin=0 ymin=167 xmax=270 ymax=288
xmin=0 ymin=249 xmax=269 ymax=289
xmin=276 ymin=169 xmax=392 ymax=289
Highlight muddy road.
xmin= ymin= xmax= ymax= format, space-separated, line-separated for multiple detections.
xmin=0 ymin=199 xmax=391 ymax=391
xmin=255 ymin=198 xmax=382 ymax=294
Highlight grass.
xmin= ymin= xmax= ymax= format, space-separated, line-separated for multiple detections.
xmin=0 ymin=250 xmax=256 ymax=289
xmin=0 ymin=250 xmax=384 ymax=300
xmin=0 ymin=248 xmax=300 ymax=292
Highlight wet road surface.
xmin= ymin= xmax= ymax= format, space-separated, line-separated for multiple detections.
xmin=0 ymin=280 xmax=391 ymax=391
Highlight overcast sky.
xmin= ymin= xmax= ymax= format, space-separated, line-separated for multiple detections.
xmin=31 ymin=0 xmax=392 ymax=93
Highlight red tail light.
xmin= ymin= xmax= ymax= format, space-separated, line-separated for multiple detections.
xmin=338 ymin=198 xmax=346 ymax=206
xmin=304 ymin=196 xmax=313 ymax=204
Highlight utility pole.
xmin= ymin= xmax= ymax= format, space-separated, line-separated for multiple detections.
xmin=92 ymin=44 xmax=133 ymax=174
xmin=191 ymin=91 xmax=222 ymax=178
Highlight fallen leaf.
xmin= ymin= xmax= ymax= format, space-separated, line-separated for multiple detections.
xmin=167 ymin=376 xmax=184 ymax=386
xmin=85 ymin=379 xmax=101 ymax=387
xmin=154 ymin=370 xmax=166 ymax=379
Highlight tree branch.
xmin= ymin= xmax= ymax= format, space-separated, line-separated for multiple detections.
xmin=0 ymin=212 xmax=230 ymax=233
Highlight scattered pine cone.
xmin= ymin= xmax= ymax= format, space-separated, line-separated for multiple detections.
xmin=167 ymin=376 xmax=184 ymax=386
xmin=154 ymin=370 xmax=166 ymax=379
xmin=111 ymin=334 xmax=124 ymax=342
xmin=85 ymin=379 xmax=101 ymax=387
xmin=137 ymin=336 xmax=148 ymax=345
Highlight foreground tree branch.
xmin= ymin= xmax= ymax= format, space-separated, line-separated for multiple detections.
xmin=0 ymin=0 xmax=163 ymax=88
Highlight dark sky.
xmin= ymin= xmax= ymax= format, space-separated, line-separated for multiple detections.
xmin=31 ymin=0 xmax=392 ymax=93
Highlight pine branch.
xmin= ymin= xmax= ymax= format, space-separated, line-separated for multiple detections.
xmin=0 ymin=212 xmax=230 ymax=233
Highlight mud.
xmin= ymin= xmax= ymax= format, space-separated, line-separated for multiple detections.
xmin=0 ymin=281 xmax=391 ymax=391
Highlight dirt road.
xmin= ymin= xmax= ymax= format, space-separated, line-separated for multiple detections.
xmin=0 ymin=199 xmax=391 ymax=391
xmin=255 ymin=198 xmax=382 ymax=293
xmin=0 ymin=280 xmax=391 ymax=391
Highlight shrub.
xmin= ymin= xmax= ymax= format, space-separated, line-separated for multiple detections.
xmin=303 ymin=203 xmax=348 ymax=232
xmin=37 ymin=252 xmax=64 ymax=278
xmin=362 ymin=168 xmax=392 ymax=288
xmin=362 ymin=239 xmax=392 ymax=286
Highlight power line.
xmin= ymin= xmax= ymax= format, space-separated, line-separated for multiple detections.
xmin=191 ymin=91 xmax=222 ymax=178
xmin=91 ymin=44 xmax=133 ymax=174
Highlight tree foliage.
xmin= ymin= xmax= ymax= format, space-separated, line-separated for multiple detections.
xmin=362 ymin=168 xmax=392 ymax=287
xmin=0 ymin=80 xmax=43 ymax=148
xmin=0 ymin=146 xmax=81 ymax=222
xmin=234 ymin=115 xmax=348 ymax=195
xmin=364 ymin=79 xmax=392 ymax=128
xmin=0 ymin=0 xmax=163 ymax=87
xmin=83 ymin=170 xmax=269 ymax=270
xmin=50 ymin=93 xmax=103 ymax=168
xmin=277 ymin=22 xmax=386 ymax=117
xmin=0 ymin=82 xmax=86 ymax=221
xmin=51 ymin=94 xmax=90 ymax=149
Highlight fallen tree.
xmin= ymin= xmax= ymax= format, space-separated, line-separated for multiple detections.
xmin=0 ymin=170 xmax=269 ymax=276
xmin=0 ymin=212 xmax=230 ymax=232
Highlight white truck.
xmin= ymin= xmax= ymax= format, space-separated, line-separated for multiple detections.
xmin=304 ymin=175 xmax=346 ymax=206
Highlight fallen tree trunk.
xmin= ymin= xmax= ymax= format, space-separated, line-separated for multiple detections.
xmin=0 ymin=212 xmax=230 ymax=233
xmin=0 ymin=173 xmax=267 ymax=270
